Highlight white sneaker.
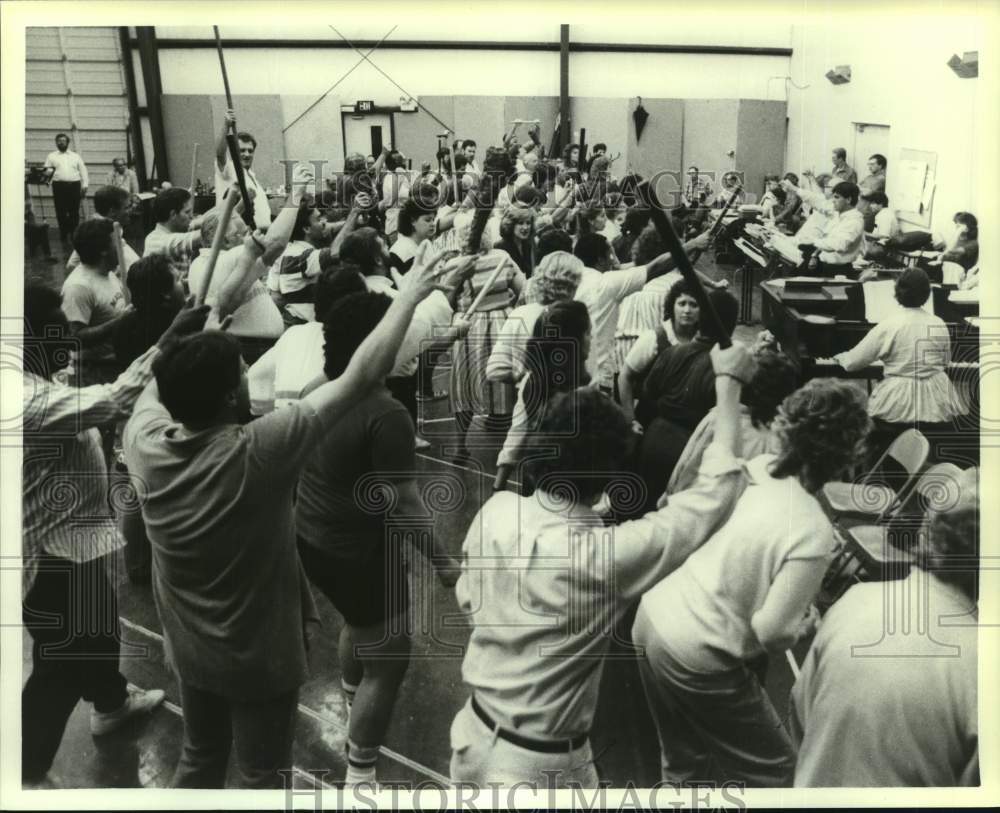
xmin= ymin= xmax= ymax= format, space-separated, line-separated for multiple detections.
xmin=90 ymin=685 xmax=165 ymax=736
xmin=415 ymin=436 xmax=431 ymax=450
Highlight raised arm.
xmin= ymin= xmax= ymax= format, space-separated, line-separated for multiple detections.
xmin=302 ymin=243 xmax=447 ymax=430
xmin=216 ymin=109 xmax=235 ymax=170
xmin=645 ymin=230 xmax=712 ymax=283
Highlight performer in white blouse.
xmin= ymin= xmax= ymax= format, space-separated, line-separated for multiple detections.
xmin=832 ymin=268 xmax=967 ymax=458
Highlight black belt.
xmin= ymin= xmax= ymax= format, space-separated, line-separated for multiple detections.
xmin=471 ymin=696 xmax=588 ymax=754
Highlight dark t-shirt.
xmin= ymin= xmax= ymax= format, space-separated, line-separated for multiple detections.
xmin=638 ymin=337 xmax=716 ymax=430
xmin=295 ymin=388 xmax=415 ymax=558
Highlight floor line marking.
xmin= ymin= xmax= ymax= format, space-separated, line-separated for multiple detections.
xmin=120 ymin=617 xmax=446 ymax=785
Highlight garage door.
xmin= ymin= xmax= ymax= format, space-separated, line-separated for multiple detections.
xmin=25 ymin=27 xmax=129 ymax=223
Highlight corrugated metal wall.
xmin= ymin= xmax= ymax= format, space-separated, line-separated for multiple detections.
xmin=25 ymin=27 xmax=129 ymax=222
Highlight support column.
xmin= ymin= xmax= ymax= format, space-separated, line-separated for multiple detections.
xmin=118 ymin=27 xmax=148 ymax=189
xmin=135 ymin=26 xmax=170 ymax=184
xmin=559 ymin=24 xmax=570 ymax=153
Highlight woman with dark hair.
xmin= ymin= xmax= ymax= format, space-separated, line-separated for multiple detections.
xmin=560 ymin=142 xmax=581 ymax=172
xmin=112 ymin=255 xmax=185 ymax=368
xmin=450 ymin=343 xmax=757 ymax=788
xmin=492 ymin=298 xmax=591 ymax=491
xmin=935 ymin=211 xmax=979 ymax=270
xmin=634 ymin=378 xmax=872 ymax=787
xmin=612 ymin=207 xmax=651 ymax=264
xmin=831 ymin=267 xmax=967 ymax=459
xmin=575 ymin=202 xmax=607 ymax=239
xmin=618 ymin=278 xmax=701 ymax=425
xmin=494 ymin=205 xmax=536 ymax=277
xmin=633 ymin=289 xmax=740 ymax=512
xmin=390 ymin=197 xmax=437 ymax=275
xmin=667 ymin=350 xmax=800 ymax=495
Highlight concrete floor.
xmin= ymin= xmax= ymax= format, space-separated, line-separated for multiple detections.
xmin=22 ymin=229 xmax=804 ymax=789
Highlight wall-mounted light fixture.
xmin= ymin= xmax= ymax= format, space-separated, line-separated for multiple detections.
xmin=825 ymin=65 xmax=852 ymax=85
xmin=946 ymin=52 xmax=978 ymax=78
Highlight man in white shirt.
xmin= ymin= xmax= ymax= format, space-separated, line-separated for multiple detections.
xmin=798 ymin=181 xmax=864 ymax=277
xmin=44 ymin=132 xmax=89 ymax=246
xmin=573 ymin=231 xmax=710 ymax=395
xmin=107 ymin=157 xmax=140 ymax=202
xmin=462 ymin=139 xmax=480 ymax=178
xmin=215 ymin=109 xmax=272 ymax=231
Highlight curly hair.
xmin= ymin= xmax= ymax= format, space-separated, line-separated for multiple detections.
xmin=662 ymin=278 xmax=701 ymax=324
xmin=525 ymin=250 xmax=583 ymax=305
xmin=498 ymin=205 xmax=535 ymax=242
xmin=742 ymin=350 xmax=801 ymax=429
xmin=918 ymin=482 xmax=978 ymax=599
xmin=465 ymin=146 xmax=515 ymax=254
xmin=523 ymin=387 xmax=632 ymax=504
xmin=632 ymin=223 xmax=667 ymax=265
xmin=895 ymin=267 xmax=932 ymax=308
xmin=768 ymin=379 xmax=872 ymax=492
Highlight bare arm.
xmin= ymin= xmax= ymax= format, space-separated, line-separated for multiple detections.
xmin=751 ymin=559 xmax=825 ymax=654
xmin=645 ymin=231 xmax=712 ymax=283
xmin=68 ymin=312 xmax=131 ymax=346
xmin=619 ymin=365 xmax=639 ymax=423
xmin=216 ymin=109 xmax=234 ymax=170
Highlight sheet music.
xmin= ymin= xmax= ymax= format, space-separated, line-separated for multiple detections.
xmin=863 ymin=279 xmax=934 ymax=323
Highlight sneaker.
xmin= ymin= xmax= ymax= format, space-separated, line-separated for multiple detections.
xmin=414 ymin=436 xmax=431 ymax=450
xmin=90 ymin=685 xmax=166 ymax=736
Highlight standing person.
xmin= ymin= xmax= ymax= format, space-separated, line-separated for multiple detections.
xmin=390 ymin=197 xmax=438 ymax=275
xmin=295 ymin=291 xmax=461 ymax=787
xmin=618 ymin=278 xmax=701 ymax=426
xmin=449 ymin=243 xmax=527 ymax=461
xmin=122 ymin=241 xmax=448 ymax=789
xmin=493 ymin=205 xmax=536 ymax=277
xmin=632 ymin=378 xmax=872 ymax=788
xmin=269 ymin=196 xmax=338 ymax=326
xmin=830 ymin=147 xmax=858 ymax=184
xmin=381 ymin=150 xmax=411 ymax=243
xmin=681 ymin=166 xmax=712 ymax=234
xmin=450 ymin=343 xmax=756 ymax=788
xmin=21 ymin=282 xmax=207 ymax=788
xmin=44 ymin=132 xmax=89 ymax=247
xmin=215 ymin=109 xmax=272 ymax=231
xmin=143 ymin=187 xmax=204 ymax=283
xmin=573 ymin=231 xmax=711 ymax=399
xmin=633 ymin=290 xmax=739 ymax=512
xmin=66 ymin=185 xmax=141 ymax=274
xmin=61 ymin=219 xmax=132 ymax=387
xmin=462 ymin=139 xmax=480 ymax=178
xmin=791 ymin=482 xmax=980 ymax=787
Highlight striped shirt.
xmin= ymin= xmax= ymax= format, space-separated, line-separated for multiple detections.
xmin=22 ymin=345 xmax=161 ymax=595
xmin=143 ymin=222 xmax=200 ymax=281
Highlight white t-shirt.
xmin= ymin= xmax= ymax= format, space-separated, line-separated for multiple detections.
xmin=639 ymin=453 xmax=834 ymax=672
xmin=486 ymin=302 xmax=546 ymax=383
xmin=248 ymin=321 xmax=325 ymax=415
xmin=215 ymin=159 xmax=272 ymax=230
xmin=60 ymin=264 xmax=127 ymax=362
xmin=873 ymin=207 xmax=900 ymax=239
xmin=574 ymin=265 xmax=648 ymax=388
xmin=623 ymin=320 xmax=678 ymax=374
xmin=188 ymin=246 xmax=283 ymax=338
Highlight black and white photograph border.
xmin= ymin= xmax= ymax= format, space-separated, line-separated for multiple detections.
xmin=1 ymin=0 xmax=998 ymax=810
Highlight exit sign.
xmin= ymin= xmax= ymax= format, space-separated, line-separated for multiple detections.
xmin=355 ymin=100 xmax=375 ymax=113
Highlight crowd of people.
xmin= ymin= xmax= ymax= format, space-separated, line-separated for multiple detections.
xmin=21 ymin=122 xmax=979 ymax=792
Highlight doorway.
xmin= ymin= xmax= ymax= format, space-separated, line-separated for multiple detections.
xmin=343 ymin=113 xmax=393 ymax=160
xmin=853 ymin=123 xmax=890 ymax=179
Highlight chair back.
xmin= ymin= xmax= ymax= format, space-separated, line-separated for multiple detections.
xmin=860 ymin=429 xmax=929 ymax=519
xmin=942 ymin=261 xmax=965 ymax=286
xmin=914 ymin=462 xmax=967 ymax=515
xmin=886 ymin=428 xmax=930 ymax=478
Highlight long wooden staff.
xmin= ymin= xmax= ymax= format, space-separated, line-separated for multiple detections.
xmin=645 ymin=183 xmax=732 ymax=348
xmin=189 ymin=142 xmax=199 ymax=191
xmin=195 ymin=189 xmax=239 ymax=306
xmin=707 ymin=183 xmax=745 ymax=239
xmin=463 ymin=255 xmax=512 ymax=320
xmin=447 ymin=140 xmax=460 ymax=207
xmin=213 ymin=26 xmax=255 ymax=227
xmin=113 ymin=222 xmax=130 ymax=305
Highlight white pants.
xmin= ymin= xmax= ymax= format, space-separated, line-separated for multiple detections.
xmin=449 ymin=699 xmax=599 ymax=788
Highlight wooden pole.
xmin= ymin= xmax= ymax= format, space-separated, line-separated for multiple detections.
xmin=195 ymin=189 xmax=240 ymax=306
xmin=463 ymin=255 xmax=511 ymax=320
xmin=645 ymin=183 xmax=732 ymax=348
xmin=212 ymin=26 xmax=255 ymax=226
xmin=189 ymin=142 xmax=199 ymax=191
xmin=113 ymin=222 xmax=130 ymax=305
xmin=447 ymin=140 xmax=460 ymax=206
xmin=707 ymin=184 xmax=744 ymax=239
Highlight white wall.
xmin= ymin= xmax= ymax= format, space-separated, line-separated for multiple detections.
xmin=785 ymin=15 xmax=985 ymax=235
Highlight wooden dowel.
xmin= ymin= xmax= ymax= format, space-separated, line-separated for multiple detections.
xmin=113 ymin=222 xmax=130 ymax=305
xmin=195 ymin=189 xmax=239 ymax=307
xmin=190 ymin=142 xmax=199 ymax=191
xmin=645 ymin=183 xmax=732 ymax=349
xmin=463 ymin=255 xmax=511 ymax=320
xmin=448 ymin=140 xmax=460 ymax=207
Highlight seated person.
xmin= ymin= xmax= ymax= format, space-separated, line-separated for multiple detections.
xmin=759 ymin=175 xmax=782 ymax=219
xmin=831 ymin=268 xmax=967 ymax=461
xmin=861 ymin=191 xmax=900 ymax=262
xmin=772 ymin=173 xmax=803 ymax=231
xmin=935 ymin=212 xmax=979 ymax=271
xmin=795 ymin=181 xmax=864 ymax=277
xmin=786 ymin=171 xmax=835 ymax=246
xmin=791 ymin=476 xmax=979 ymax=787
